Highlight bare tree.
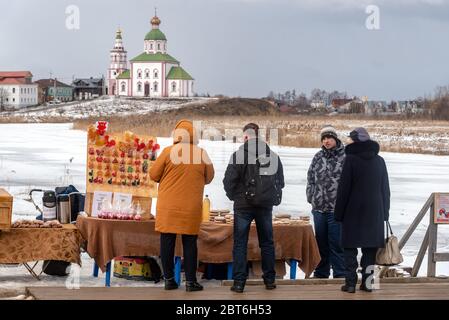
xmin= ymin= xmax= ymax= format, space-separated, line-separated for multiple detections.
xmin=0 ymin=87 xmax=8 ymax=112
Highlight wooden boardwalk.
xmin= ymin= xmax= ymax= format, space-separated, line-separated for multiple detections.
xmin=27 ymin=280 xmax=449 ymax=300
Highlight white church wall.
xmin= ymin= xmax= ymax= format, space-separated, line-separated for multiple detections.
xmin=118 ymin=80 xmax=129 ymax=96
xmin=168 ymin=80 xmax=180 ymax=97
xmin=131 ymin=62 xmax=163 ymax=97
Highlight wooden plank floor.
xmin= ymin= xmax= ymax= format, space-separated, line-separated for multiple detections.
xmin=27 ymin=283 xmax=449 ymax=300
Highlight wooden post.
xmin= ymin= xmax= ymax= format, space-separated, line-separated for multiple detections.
xmin=381 ymin=193 xmax=436 ymax=278
xmin=411 ymin=227 xmax=429 ymax=277
xmin=399 ymin=193 xmax=434 ymax=250
xmin=427 ymin=199 xmax=438 ymax=277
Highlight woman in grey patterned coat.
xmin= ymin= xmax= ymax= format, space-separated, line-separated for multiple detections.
xmin=306 ymin=125 xmax=346 ymax=278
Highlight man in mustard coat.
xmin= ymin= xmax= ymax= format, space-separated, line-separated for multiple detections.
xmin=150 ymin=119 xmax=214 ymax=292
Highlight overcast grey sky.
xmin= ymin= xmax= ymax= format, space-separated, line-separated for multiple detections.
xmin=1 ymin=0 xmax=448 ymax=100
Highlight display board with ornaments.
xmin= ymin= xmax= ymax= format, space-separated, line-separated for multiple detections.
xmin=86 ymin=121 xmax=159 ymax=198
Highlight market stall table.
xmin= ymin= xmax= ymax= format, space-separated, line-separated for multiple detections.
xmin=0 ymin=224 xmax=82 ymax=279
xmin=77 ymin=216 xmax=320 ymax=287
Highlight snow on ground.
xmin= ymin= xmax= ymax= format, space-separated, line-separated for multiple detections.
xmin=0 ymin=96 xmax=216 ymax=121
xmin=0 ymin=123 xmax=448 ymax=290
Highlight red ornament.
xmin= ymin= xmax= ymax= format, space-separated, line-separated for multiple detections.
xmin=152 ymin=144 xmax=160 ymax=152
xmin=106 ymin=139 xmax=116 ymax=148
xmin=96 ymin=121 xmax=108 ymax=136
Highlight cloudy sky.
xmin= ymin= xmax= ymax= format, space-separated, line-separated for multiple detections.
xmin=1 ymin=0 xmax=448 ymax=100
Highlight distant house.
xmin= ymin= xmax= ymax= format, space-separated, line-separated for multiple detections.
xmin=72 ymin=77 xmax=104 ymax=100
xmin=332 ymin=98 xmax=354 ymax=108
xmin=364 ymin=100 xmax=387 ymax=115
xmin=35 ymin=79 xmax=74 ymax=103
xmin=279 ymin=104 xmax=293 ymax=113
xmin=397 ymin=100 xmax=425 ymax=114
xmin=0 ymin=71 xmax=38 ymax=108
xmin=311 ymin=100 xmax=325 ymax=109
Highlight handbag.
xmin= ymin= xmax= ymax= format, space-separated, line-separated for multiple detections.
xmin=376 ymin=221 xmax=404 ymax=266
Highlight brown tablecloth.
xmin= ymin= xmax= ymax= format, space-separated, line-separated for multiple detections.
xmin=76 ymin=216 xmax=321 ymax=276
xmin=0 ymin=224 xmax=82 ymax=265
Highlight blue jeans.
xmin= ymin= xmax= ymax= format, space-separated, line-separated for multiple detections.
xmin=233 ymin=207 xmax=275 ymax=283
xmin=312 ymin=211 xmax=345 ymax=278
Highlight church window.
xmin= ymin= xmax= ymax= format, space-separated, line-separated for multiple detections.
xmin=145 ymin=69 xmax=150 ymax=78
xmin=157 ymin=43 xmax=161 ymax=50
xmin=171 ymin=82 xmax=176 ymax=92
xmin=150 ymin=43 xmax=153 ymax=50
xmin=137 ymin=82 xmax=142 ymax=92
xmin=121 ymin=82 xmax=126 ymax=92
xmin=12 ymin=88 xmax=15 ymax=94
xmin=114 ymin=71 xmax=117 ymax=76
xmin=153 ymin=82 xmax=158 ymax=92
xmin=154 ymin=70 xmax=158 ymax=79
xmin=137 ymin=69 xmax=142 ymax=78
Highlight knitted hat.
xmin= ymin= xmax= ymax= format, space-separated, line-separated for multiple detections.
xmin=320 ymin=125 xmax=338 ymax=141
xmin=348 ymin=127 xmax=370 ymax=142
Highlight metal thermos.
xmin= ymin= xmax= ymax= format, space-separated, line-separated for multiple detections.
xmin=42 ymin=191 xmax=57 ymax=222
xmin=57 ymin=194 xmax=70 ymax=224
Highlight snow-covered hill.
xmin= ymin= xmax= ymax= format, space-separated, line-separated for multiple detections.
xmin=0 ymin=96 xmax=216 ymax=122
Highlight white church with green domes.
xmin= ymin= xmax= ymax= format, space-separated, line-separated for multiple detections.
xmin=107 ymin=14 xmax=194 ymax=98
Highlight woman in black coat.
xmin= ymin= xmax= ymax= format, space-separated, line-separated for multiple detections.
xmin=334 ymin=127 xmax=390 ymax=293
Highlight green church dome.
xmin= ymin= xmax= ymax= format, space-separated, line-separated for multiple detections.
xmin=144 ymin=29 xmax=167 ymax=41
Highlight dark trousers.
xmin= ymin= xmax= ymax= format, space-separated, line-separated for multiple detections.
xmin=312 ymin=211 xmax=345 ymax=278
xmin=160 ymin=233 xmax=198 ymax=282
xmin=344 ymin=248 xmax=378 ymax=287
xmin=233 ymin=207 xmax=275 ymax=283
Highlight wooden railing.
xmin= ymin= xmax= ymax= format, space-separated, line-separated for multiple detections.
xmin=389 ymin=193 xmax=449 ymax=277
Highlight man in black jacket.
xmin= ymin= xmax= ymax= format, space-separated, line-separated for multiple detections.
xmin=223 ymin=123 xmax=285 ymax=293
xmin=334 ymin=127 xmax=390 ymax=293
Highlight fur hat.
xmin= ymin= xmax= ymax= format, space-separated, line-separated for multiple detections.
xmin=348 ymin=127 xmax=370 ymax=142
xmin=320 ymin=125 xmax=338 ymax=141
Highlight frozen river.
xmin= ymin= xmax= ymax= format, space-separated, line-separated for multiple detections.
xmin=0 ymin=123 xmax=448 ymax=286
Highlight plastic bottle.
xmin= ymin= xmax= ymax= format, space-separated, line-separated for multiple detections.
xmin=202 ymin=195 xmax=210 ymax=222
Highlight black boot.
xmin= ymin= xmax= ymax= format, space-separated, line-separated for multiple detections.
xmin=230 ymin=280 xmax=245 ymax=293
xmin=264 ymin=280 xmax=277 ymax=290
xmin=360 ymin=275 xmax=374 ymax=292
xmin=186 ymin=281 xmax=204 ymax=292
xmin=341 ymin=285 xmax=356 ymax=293
xmin=164 ymin=278 xmax=179 ymax=290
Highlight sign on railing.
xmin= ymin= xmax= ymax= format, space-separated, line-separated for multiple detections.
xmin=434 ymin=193 xmax=449 ymax=224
